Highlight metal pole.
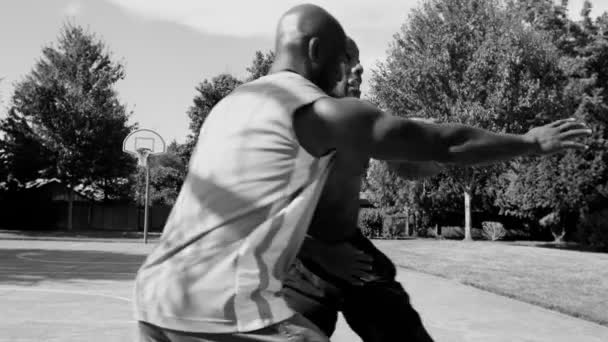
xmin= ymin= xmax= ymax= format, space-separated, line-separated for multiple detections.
xmin=143 ymin=161 xmax=150 ymax=244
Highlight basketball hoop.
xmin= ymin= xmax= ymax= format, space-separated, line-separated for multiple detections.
xmin=136 ymin=148 xmax=152 ymax=168
xmin=122 ymin=129 xmax=166 ymax=244
xmin=123 ymin=129 xmax=166 ymax=163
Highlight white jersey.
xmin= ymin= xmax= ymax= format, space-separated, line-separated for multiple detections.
xmin=134 ymin=71 xmax=333 ymax=333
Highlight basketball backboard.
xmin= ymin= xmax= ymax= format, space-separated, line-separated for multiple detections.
xmin=123 ymin=129 xmax=166 ymax=167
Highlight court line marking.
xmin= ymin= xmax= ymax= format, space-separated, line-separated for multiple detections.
xmin=0 ymin=286 xmax=132 ymax=302
xmin=16 ymin=252 xmax=143 ymax=265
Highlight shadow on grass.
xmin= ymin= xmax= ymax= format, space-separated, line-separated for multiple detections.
xmin=0 ymin=248 xmax=145 ymax=286
xmin=510 ymin=241 xmax=607 ymax=254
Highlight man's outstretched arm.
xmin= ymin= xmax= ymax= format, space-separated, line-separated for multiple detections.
xmin=301 ymin=97 xmax=591 ymax=165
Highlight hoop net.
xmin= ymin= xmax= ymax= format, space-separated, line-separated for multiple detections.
xmin=136 ymin=148 xmax=152 ymax=168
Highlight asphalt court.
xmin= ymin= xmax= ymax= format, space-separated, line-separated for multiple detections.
xmin=0 ymin=240 xmax=151 ymax=342
xmin=0 ymin=240 xmax=360 ymax=342
xmin=1 ymin=239 xmax=607 ymax=342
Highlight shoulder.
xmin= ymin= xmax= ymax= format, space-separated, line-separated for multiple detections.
xmin=294 ymin=97 xmax=384 ymax=157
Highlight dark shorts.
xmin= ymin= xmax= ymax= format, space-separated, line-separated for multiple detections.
xmin=137 ymin=314 xmax=329 ymax=342
xmin=282 ymin=230 xmax=434 ymax=342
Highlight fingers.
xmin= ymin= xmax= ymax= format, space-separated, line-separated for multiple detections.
xmin=558 ymin=128 xmax=593 ymax=141
xmin=355 ymin=251 xmax=373 ymax=263
xmin=550 ymin=118 xmax=576 ymax=127
xmin=348 ymin=276 xmax=365 ymax=286
xmin=559 ymin=141 xmax=588 ymax=151
xmin=348 ymin=268 xmax=376 ymax=286
xmin=557 ymin=122 xmax=588 ymax=132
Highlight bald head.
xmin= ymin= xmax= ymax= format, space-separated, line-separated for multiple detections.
xmin=272 ymin=4 xmax=348 ymax=93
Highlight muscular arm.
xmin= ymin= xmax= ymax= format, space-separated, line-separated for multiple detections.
xmin=296 ymin=97 xmax=591 ymax=164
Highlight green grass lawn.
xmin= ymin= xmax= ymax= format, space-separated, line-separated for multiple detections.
xmin=375 ymin=239 xmax=608 ymax=326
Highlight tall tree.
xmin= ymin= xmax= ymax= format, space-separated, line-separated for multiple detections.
xmin=496 ymin=0 xmax=608 ymax=243
xmin=246 ymin=51 xmax=275 ymax=81
xmin=2 ymin=23 xmax=136 ymax=228
xmin=371 ymin=0 xmax=567 ymax=239
xmin=181 ymin=50 xmax=275 ymax=163
xmin=131 ymin=141 xmax=187 ymax=206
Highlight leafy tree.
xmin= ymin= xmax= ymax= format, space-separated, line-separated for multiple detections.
xmin=131 ymin=141 xmax=187 ymax=206
xmin=181 ymin=50 xmax=275 ymax=163
xmin=2 ymin=23 xmax=135 ymax=228
xmin=0 ymin=77 xmax=4 ymax=108
xmin=0 ymin=108 xmax=54 ymax=182
xmin=246 ymin=50 xmax=275 ymax=81
xmin=370 ymin=0 xmax=568 ymax=239
xmin=496 ymin=1 xmax=608 ymax=243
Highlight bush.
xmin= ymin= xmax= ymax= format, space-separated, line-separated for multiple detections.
xmin=358 ymin=209 xmax=383 ymax=238
xmin=577 ymin=208 xmax=608 ymax=251
xmin=382 ymin=214 xmax=407 ymax=239
xmin=482 ymin=221 xmax=507 ymax=241
xmin=437 ymin=226 xmax=484 ymax=239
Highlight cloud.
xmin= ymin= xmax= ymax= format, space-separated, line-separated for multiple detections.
xmin=64 ymin=1 xmax=83 ymax=16
xmin=103 ymin=0 xmax=416 ymax=38
xmin=102 ymin=0 xmax=418 ymax=87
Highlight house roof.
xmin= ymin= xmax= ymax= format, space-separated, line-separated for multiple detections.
xmin=23 ymin=178 xmax=103 ymax=202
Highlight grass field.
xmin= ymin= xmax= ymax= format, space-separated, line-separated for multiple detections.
xmin=376 ymin=239 xmax=608 ymax=326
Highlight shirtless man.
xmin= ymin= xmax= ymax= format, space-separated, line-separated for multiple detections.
xmin=135 ymin=4 xmax=591 ymax=342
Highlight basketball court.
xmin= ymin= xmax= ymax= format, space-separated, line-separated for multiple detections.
xmin=0 ymin=238 xmax=361 ymax=342
xmin=0 ymin=239 xmax=150 ymax=342
xmin=1 ymin=238 xmax=607 ymax=342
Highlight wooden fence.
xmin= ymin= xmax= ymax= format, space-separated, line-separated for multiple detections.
xmin=0 ymin=200 xmax=171 ymax=231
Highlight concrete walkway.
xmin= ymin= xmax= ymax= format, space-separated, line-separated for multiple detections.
xmin=332 ymin=268 xmax=608 ymax=342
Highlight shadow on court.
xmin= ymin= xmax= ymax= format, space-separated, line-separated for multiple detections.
xmin=0 ymin=248 xmax=145 ymax=285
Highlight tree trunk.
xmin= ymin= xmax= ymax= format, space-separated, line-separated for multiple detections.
xmin=67 ymin=189 xmax=74 ymax=231
xmin=552 ymin=226 xmax=566 ymax=244
xmin=405 ymin=206 xmax=410 ymax=236
xmin=463 ymin=187 xmax=472 ymax=241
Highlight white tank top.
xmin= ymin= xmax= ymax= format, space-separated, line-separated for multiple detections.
xmin=134 ymin=71 xmax=333 ymax=333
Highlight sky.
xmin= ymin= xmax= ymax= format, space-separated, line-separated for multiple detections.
xmin=1 ymin=0 xmax=607 ymax=144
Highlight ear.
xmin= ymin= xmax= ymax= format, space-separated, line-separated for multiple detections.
xmin=308 ymin=37 xmax=321 ymax=65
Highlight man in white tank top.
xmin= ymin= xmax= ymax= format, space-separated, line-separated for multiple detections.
xmin=135 ymin=4 xmax=591 ymax=342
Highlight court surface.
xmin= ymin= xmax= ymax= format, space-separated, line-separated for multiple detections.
xmin=1 ymin=239 xmax=607 ymax=342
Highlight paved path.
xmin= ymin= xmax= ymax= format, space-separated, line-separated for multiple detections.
xmin=333 ymin=269 xmax=608 ymax=342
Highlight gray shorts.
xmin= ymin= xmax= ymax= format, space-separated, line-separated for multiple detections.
xmin=137 ymin=314 xmax=329 ymax=342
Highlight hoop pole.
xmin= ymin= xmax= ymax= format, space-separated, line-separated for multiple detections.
xmin=143 ymin=162 xmax=150 ymax=244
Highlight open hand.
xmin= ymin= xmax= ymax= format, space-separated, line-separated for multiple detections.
xmin=525 ymin=118 xmax=592 ymax=155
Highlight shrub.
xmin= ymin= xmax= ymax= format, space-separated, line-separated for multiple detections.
xmin=482 ymin=221 xmax=507 ymax=241
xmin=382 ymin=214 xmax=407 ymax=239
xmin=577 ymin=208 xmax=608 ymax=251
xmin=358 ymin=209 xmax=383 ymax=238
xmin=439 ymin=226 xmax=484 ymax=239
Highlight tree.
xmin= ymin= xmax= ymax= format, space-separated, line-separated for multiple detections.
xmin=2 ymin=23 xmax=136 ymax=229
xmin=181 ymin=50 xmax=275 ymax=163
xmin=496 ymin=0 xmax=608 ymax=243
xmin=246 ymin=51 xmax=275 ymax=81
xmin=0 ymin=77 xmax=4 ymax=108
xmin=0 ymin=108 xmax=55 ymax=182
xmin=370 ymin=0 xmax=567 ymax=240
xmin=131 ymin=141 xmax=187 ymax=206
